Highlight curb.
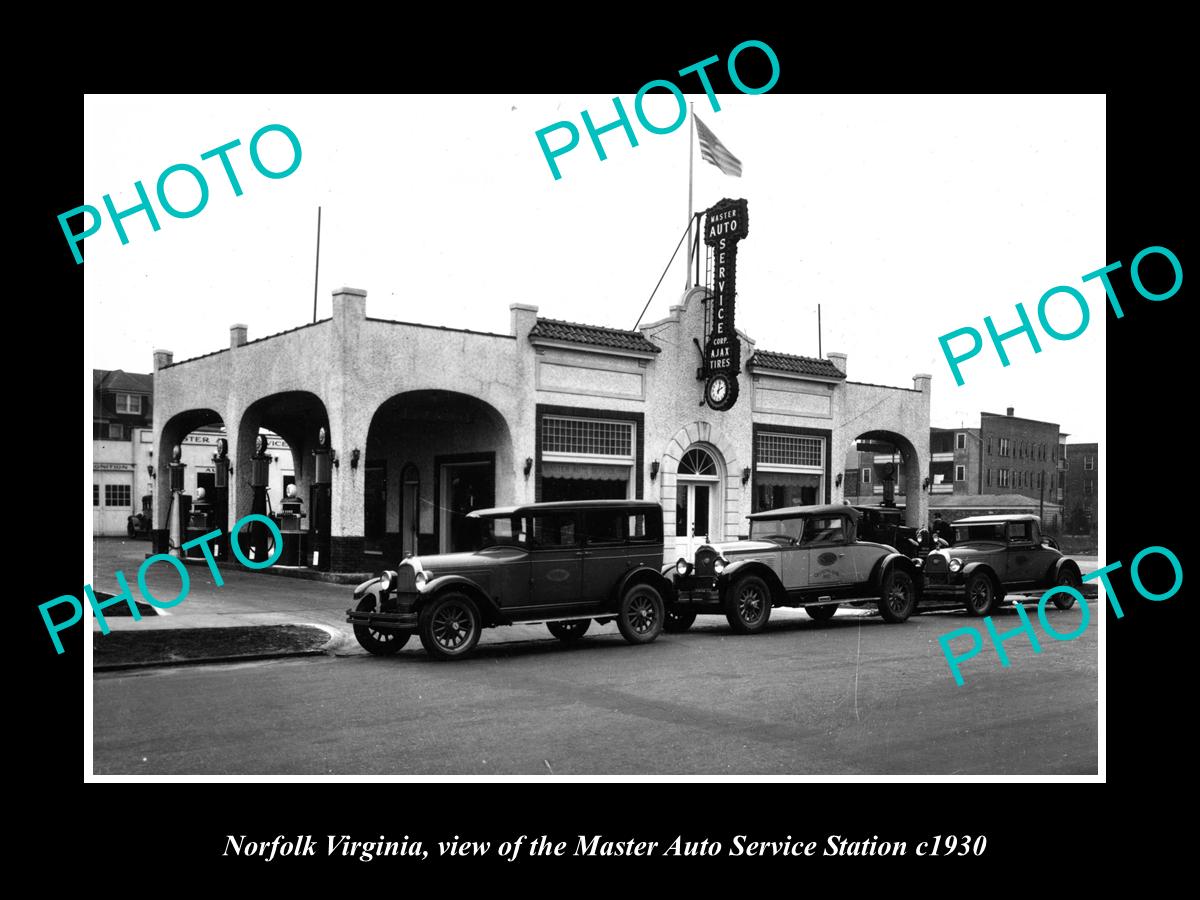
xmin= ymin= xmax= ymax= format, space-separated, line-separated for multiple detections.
xmin=94 ymin=648 xmax=331 ymax=672
xmin=172 ymin=554 xmax=372 ymax=585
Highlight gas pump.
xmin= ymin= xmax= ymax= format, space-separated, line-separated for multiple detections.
xmin=211 ymin=437 xmax=230 ymax=559
xmin=880 ymin=461 xmax=897 ymax=508
xmin=277 ymin=484 xmax=307 ymax=566
xmin=247 ymin=433 xmax=273 ymax=563
xmin=310 ymin=426 xmax=333 ymax=570
xmin=184 ymin=486 xmax=217 ymax=559
xmin=167 ymin=445 xmax=186 ymax=558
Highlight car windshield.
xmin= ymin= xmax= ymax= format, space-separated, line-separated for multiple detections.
xmin=750 ymin=517 xmax=803 ymax=545
xmin=476 ymin=515 xmax=526 ymax=549
xmin=953 ymin=523 xmax=1006 ymax=543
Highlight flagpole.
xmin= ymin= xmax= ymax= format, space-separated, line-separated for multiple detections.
xmin=685 ymin=102 xmax=694 ymax=290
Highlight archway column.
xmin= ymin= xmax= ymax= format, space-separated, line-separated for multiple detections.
xmin=657 ymin=421 xmax=742 ymax=563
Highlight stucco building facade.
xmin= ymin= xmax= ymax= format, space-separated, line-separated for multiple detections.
xmin=151 ymin=286 xmax=932 ymax=571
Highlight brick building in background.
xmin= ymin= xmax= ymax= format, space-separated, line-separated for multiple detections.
xmin=1063 ymin=443 xmax=1098 ymax=534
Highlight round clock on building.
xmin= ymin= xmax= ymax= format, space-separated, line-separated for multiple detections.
xmin=705 ymin=372 xmax=738 ymax=411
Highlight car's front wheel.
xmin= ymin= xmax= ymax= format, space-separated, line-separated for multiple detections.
xmin=805 ymin=604 xmax=837 ymax=622
xmin=419 ymin=592 xmax=482 ymax=661
xmin=878 ymin=568 xmax=917 ymax=623
xmin=547 ymin=619 xmax=590 ymax=642
xmin=1052 ymin=567 xmax=1082 ymax=610
xmin=724 ymin=575 xmax=772 ymax=634
xmin=964 ymin=572 xmax=998 ymax=617
xmin=664 ymin=608 xmax=697 ymax=633
xmin=353 ymin=596 xmax=410 ymax=656
xmin=616 ymin=584 xmax=664 ymax=645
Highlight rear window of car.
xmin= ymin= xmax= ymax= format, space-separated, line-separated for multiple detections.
xmin=530 ymin=512 xmax=578 ymax=549
xmin=627 ymin=511 xmax=662 ymax=543
xmin=750 ymin=517 xmax=803 ymax=544
xmin=953 ymin=523 xmax=1005 ymax=542
xmin=799 ymin=516 xmax=847 ymax=545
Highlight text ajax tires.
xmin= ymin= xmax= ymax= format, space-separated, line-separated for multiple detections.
xmin=1053 ymin=567 xmax=1081 ymax=610
xmin=878 ymin=568 xmax=916 ymax=623
xmin=617 ymin=584 xmax=664 ymax=645
xmin=724 ymin=575 xmax=772 ymax=634
xmin=419 ymin=592 xmax=482 ymax=661
xmin=353 ymin=596 xmax=410 ymax=656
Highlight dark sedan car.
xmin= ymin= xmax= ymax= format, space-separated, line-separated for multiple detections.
xmin=920 ymin=514 xmax=1082 ymax=616
xmin=347 ymin=500 xmax=672 ymax=660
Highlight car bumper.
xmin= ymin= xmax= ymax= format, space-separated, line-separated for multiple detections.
xmin=671 ymin=575 xmax=721 ymax=606
xmin=346 ymin=608 xmax=419 ymax=631
xmin=920 ymin=572 xmax=966 ymax=596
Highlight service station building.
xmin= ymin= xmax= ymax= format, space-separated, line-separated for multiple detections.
xmin=152 ymin=285 xmax=931 ymax=572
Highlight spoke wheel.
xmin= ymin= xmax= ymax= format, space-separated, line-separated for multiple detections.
xmin=724 ymin=575 xmax=772 ymax=634
xmin=547 ymin=619 xmax=590 ymax=642
xmin=878 ymin=569 xmax=916 ymax=623
xmin=1053 ymin=568 xmax=1081 ymax=610
xmin=419 ymin=592 xmax=482 ymax=661
xmin=964 ymin=572 xmax=996 ymax=617
xmin=617 ymin=584 xmax=664 ymax=645
xmin=664 ymin=608 xmax=698 ymax=633
xmin=353 ymin=596 xmax=409 ymax=655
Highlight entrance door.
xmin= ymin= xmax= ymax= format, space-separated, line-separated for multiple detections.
xmin=439 ymin=459 xmax=495 ymax=553
xmin=400 ymin=464 xmax=420 ymax=557
xmin=364 ymin=460 xmax=387 ymax=553
xmin=674 ymin=446 xmax=722 ymax=559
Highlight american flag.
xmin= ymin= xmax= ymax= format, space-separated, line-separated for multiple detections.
xmin=694 ymin=114 xmax=742 ymax=177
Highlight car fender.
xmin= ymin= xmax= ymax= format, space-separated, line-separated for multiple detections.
xmin=960 ymin=561 xmax=1000 ymax=589
xmin=1051 ymin=556 xmax=1082 ymax=583
xmin=420 ymin=574 xmax=504 ymax=625
xmin=612 ymin=566 xmax=674 ymax=611
xmin=719 ymin=560 xmax=786 ymax=606
xmin=868 ymin=553 xmax=921 ymax=594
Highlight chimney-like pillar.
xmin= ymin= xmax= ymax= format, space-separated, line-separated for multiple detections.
xmin=230 ymin=324 xmax=248 ymax=348
xmin=153 ymin=349 xmax=174 ymax=370
xmin=510 ymin=303 xmax=538 ymax=340
xmin=827 ymin=352 xmax=848 ymax=375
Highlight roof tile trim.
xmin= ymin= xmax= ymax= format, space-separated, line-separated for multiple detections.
xmin=747 ymin=349 xmax=846 ymax=379
xmin=529 ymin=317 xmax=661 ymax=354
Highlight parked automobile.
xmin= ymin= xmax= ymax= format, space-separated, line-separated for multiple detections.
xmin=347 ymin=500 xmax=672 ymax=660
xmin=126 ymin=495 xmax=152 ymax=539
xmin=667 ymin=504 xmax=922 ymax=633
xmin=920 ymin=514 xmax=1082 ymax=616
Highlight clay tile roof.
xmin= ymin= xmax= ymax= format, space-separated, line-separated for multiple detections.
xmin=748 ymin=350 xmax=845 ymax=379
xmin=93 ymin=369 xmax=154 ymax=392
xmin=529 ymin=318 xmax=661 ymax=354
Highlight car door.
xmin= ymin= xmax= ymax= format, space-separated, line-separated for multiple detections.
xmin=1003 ymin=520 xmax=1043 ymax=586
xmin=579 ymin=508 xmax=632 ymax=607
xmin=777 ymin=517 xmax=809 ymax=590
xmin=527 ymin=510 xmax=583 ymax=608
xmin=803 ymin=514 xmax=857 ymax=589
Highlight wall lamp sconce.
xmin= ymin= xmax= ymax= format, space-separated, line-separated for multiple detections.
xmin=835 ymin=472 xmax=843 ymax=488
xmin=523 ymin=457 xmax=534 ymax=479
xmin=650 ymin=461 xmax=660 ymax=481
xmin=350 ymin=448 xmax=361 ymax=470
xmin=742 ymin=466 xmax=752 ymax=485
xmin=331 ymin=449 xmax=340 ymax=469
xmin=147 ymin=465 xmax=156 ymax=480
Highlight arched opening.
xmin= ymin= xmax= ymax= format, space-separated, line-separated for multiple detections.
xmin=365 ymin=390 xmax=513 ymax=556
xmin=155 ymin=408 xmax=231 ymax=557
xmin=674 ymin=443 xmax=725 ymax=560
xmin=842 ymin=429 xmax=923 ymax=529
xmin=237 ymin=391 xmax=331 ymax=568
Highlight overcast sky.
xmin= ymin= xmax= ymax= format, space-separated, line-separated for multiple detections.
xmin=84 ymin=94 xmax=1104 ymax=442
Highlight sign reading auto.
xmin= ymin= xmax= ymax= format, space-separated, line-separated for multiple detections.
xmin=702 ymin=197 xmax=749 ymax=411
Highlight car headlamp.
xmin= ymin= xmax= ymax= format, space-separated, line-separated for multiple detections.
xmin=949 ymin=558 xmax=963 ymax=573
xmin=713 ymin=557 xmax=728 ymax=575
xmin=378 ymin=571 xmax=394 ymax=591
xmin=675 ymin=558 xmax=689 ymax=576
xmin=414 ymin=569 xmax=430 ymax=587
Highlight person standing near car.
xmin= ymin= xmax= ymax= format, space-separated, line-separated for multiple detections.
xmin=932 ymin=512 xmax=953 ymax=545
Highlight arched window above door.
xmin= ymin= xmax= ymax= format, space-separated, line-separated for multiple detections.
xmin=678 ymin=447 xmax=717 ymax=478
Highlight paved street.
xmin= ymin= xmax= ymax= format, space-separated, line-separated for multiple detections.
xmin=92 ymin=536 xmax=1098 ymax=775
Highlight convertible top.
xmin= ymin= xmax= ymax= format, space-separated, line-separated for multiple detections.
xmin=747 ymin=504 xmax=859 ymax=522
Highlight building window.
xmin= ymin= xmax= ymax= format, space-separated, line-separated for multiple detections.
xmin=1084 ymin=456 xmax=1095 ymax=471
xmin=999 ymin=438 xmax=1010 ymax=457
xmin=755 ymin=431 xmax=825 ymax=511
xmin=999 ymin=469 xmax=1010 ymax=487
xmin=986 ymin=468 xmax=991 ymax=487
xmin=986 ymin=438 xmax=991 ymax=455
xmin=861 ymin=467 xmax=871 ymax=485
xmin=756 ymin=432 xmax=823 ymax=468
xmin=104 ymin=484 xmax=132 ymax=508
xmin=955 ymin=465 xmax=965 ymax=482
xmin=107 ymin=423 xmax=127 ymax=440
xmin=115 ymin=393 xmax=142 ymax=414
xmin=678 ymin=447 xmax=718 ymax=477
xmin=956 ymin=433 xmax=966 ymax=450
xmin=93 ymin=484 xmax=100 ymax=506
xmin=542 ymin=416 xmax=633 ymax=458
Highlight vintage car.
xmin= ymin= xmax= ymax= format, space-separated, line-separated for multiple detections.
xmin=920 ymin=514 xmax=1082 ymax=616
xmin=126 ymin=494 xmax=152 ymax=538
xmin=347 ymin=499 xmax=672 ymax=660
xmin=666 ymin=504 xmax=922 ymax=633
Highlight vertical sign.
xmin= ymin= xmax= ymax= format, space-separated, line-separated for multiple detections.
xmin=702 ymin=198 xmax=749 ymax=411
